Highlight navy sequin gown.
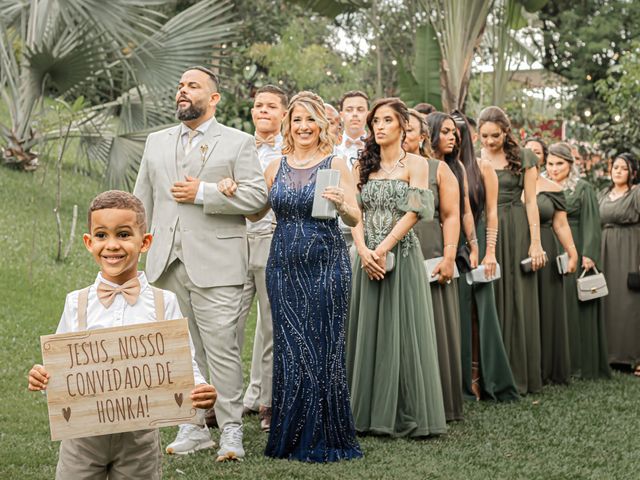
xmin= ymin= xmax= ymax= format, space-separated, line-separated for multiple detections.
xmin=265 ymin=156 xmax=363 ymax=462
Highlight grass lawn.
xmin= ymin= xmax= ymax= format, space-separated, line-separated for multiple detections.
xmin=0 ymin=166 xmax=639 ymax=479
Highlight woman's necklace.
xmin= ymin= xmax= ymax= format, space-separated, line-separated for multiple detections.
xmin=609 ymin=186 xmax=629 ymax=200
xmin=380 ymin=154 xmax=404 ymax=176
xmin=290 ymin=148 xmax=320 ymax=168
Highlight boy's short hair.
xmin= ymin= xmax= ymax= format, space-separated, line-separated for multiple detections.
xmin=255 ymin=84 xmax=288 ymax=109
xmin=339 ymin=90 xmax=369 ymax=111
xmin=88 ymin=190 xmax=147 ymax=232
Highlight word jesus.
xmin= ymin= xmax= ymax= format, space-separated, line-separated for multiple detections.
xmin=66 ymin=333 xmax=166 ymax=368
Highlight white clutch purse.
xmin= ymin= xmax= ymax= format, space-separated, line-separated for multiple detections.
xmin=465 ymin=264 xmax=501 ymax=285
xmin=424 ymin=257 xmax=460 ymax=283
xmin=311 ymin=169 xmax=340 ymax=219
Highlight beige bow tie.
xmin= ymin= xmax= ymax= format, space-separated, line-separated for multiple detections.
xmin=97 ymin=278 xmax=141 ymax=308
xmin=255 ymin=134 xmax=276 ymax=148
xmin=345 ymin=138 xmax=364 ymax=149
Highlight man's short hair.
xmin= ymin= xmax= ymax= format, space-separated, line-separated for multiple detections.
xmin=88 ymin=190 xmax=147 ymax=232
xmin=414 ymin=102 xmax=436 ymax=116
xmin=185 ymin=65 xmax=220 ymax=91
xmin=339 ymin=90 xmax=369 ymax=111
xmin=255 ymin=84 xmax=288 ymax=109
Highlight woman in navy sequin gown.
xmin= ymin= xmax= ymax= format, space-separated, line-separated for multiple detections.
xmin=248 ymin=91 xmax=362 ymax=462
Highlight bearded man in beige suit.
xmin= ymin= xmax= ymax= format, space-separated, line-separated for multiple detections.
xmin=134 ymin=66 xmax=267 ymax=462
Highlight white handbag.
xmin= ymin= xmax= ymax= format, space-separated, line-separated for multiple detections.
xmin=576 ymin=266 xmax=608 ymax=301
xmin=424 ymin=257 xmax=459 ymax=283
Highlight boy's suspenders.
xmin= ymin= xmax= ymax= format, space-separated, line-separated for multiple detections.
xmin=76 ymin=286 xmax=165 ymax=330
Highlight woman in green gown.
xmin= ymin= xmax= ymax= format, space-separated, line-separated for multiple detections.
xmin=545 ymin=142 xmax=610 ymax=380
xmin=599 ymin=154 xmax=640 ymax=375
xmin=347 ymin=98 xmax=447 ymax=437
xmin=405 ymin=110 xmax=464 ymax=421
xmin=478 ymin=107 xmax=546 ymax=395
xmin=456 ymin=113 xmax=519 ymax=402
xmin=525 ymin=137 xmax=579 ymax=385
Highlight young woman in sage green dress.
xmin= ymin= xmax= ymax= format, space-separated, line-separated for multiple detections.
xmin=347 ymin=98 xmax=447 ymax=437
xmin=599 ymin=154 xmax=640 ymax=375
xmin=478 ymin=107 xmax=546 ymax=395
xmin=545 ymin=142 xmax=610 ymax=380
xmin=525 ymin=138 xmax=579 ymax=385
xmin=405 ymin=110 xmax=464 ymax=421
xmin=457 ymin=113 xmax=519 ymax=402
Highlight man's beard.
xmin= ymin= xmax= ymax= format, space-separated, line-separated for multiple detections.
xmin=176 ymin=101 xmax=205 ymax=121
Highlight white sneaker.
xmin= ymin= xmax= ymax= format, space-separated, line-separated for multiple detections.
xmin=216 ymin=424 xmax=245 ymax=462
xmin=166 ymin=424 xmax=215 ymax=455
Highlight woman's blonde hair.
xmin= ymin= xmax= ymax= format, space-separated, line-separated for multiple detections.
xmin=282 ymin=91 xmax=334 ymax=156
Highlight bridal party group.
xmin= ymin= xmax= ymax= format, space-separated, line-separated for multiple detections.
xmin=32 ymin=67 xmax=640 ymax=471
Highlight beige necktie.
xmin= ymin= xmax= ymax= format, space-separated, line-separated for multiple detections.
xmin=185 ymin=129 xmax=199 ymax=155
xmin=97 ymin=278 xmax=141 ymax=308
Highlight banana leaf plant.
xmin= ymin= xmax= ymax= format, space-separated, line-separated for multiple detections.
xmin=0 ymin=0 xmax=239 ymax=189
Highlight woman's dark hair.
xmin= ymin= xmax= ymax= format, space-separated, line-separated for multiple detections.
xmin=452 ymin=110 xmax=485 ymax=220
xmin=358 ymin=97 xmax=409 ymax=189
xmin=609 ymin=152 xmax=639 ymax=190
xmin=426 ymin=112 xmax=465 ymax=216
xmin=523 ymin=136 xmax=548 ymax=165
xmin=478 ymin=106 xmax=521 ymax=173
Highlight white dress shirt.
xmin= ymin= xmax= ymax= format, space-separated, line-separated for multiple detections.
xmin=246 ymin=133 xmax=282 ymax=234
xmin=57 ymin=271 xmax=206 ymax=385
xmin=336 ymin=133 xmax=366 ymax=171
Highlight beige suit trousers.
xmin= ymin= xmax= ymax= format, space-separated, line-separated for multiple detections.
xmin=236 ymin=232 xmax=273 ymax=409
xmin=56 ymin=429 xmax=161 ymax=480
xmin=155 ymin=260 xmax=244 ymax=429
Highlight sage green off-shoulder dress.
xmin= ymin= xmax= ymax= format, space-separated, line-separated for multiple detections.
xmin=494 ymin=149 xmax=542 ymax=394
xmin=413 ymin=159 xmax=463 ymax=422
xmin=537 ymin=190 xmax=571 ymax=385
xmin=347 ymin=179 xmax=447 ymax=437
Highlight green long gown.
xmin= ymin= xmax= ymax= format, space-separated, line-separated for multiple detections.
xmin=564 ymin=179 xmax=610 ymax=379
xmin=413 ymin=159 xmax=463 ymax=421
xmin=494 ymin=149 xmax=542 ymax=394
xmin=458 ymin=216 xmax=520 ymax=402
xmin=537 ymin=191 xmax=571 ymax=385
xmin=599 ymin=186 xmax=640 ymax=368
xmin=347 ymin=179 xmax=447 ymax=437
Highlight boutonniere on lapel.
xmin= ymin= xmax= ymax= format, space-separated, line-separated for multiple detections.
xmin=200 ymin=144 xmax=209 ymax=163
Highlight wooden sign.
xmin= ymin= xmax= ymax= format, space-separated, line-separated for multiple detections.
xmin=41 ymin=319 xmax=197 ymax=441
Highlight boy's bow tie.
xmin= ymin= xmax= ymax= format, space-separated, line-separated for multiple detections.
xmin=345 ymin=138 xmax=364 ymax=149
xmin=97 ymin=278 xmax=141 ymax=308
xmin=255 ymin=134 xmax=276 ymax=148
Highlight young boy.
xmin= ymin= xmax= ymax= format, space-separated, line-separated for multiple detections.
xmin=28 ymin=190 xmax=217 ymax=479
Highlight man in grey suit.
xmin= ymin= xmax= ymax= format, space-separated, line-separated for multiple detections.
xmin=134 ymin=66 xmax=267 ymax=461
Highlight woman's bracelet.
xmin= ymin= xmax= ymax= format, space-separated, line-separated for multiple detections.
xmin=469 ymin=238 xmax=479 ymax=245
xmin=444 ymin=244 xmax=457 ymax=250
xmin=486 ymin=227 xmax=498 ymax=247
xmin=390 ymin=231 xmax=401 ymax=242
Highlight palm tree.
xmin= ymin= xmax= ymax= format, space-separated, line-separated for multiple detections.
xmin=0 ymin=0 xmax=239 ymax=188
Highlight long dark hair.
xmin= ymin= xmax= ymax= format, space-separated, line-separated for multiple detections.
xmin=608 ymin=152 xmax=639 ymax=191
xmin=358 ymin=97 xmax=409 ymax=189
xmin=478 ymin=106 xmax=521 ymax=173
xmin=426 ymin=112 xmax=465 ymax=216
xmin=523 ymin=136 xmax=548 ymax=166
xmin=452 ymin=110 xmax=485 ymax=220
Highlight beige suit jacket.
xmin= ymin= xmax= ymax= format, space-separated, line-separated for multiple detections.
xmin=134 ymin=119 xmax=268 ymax=288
